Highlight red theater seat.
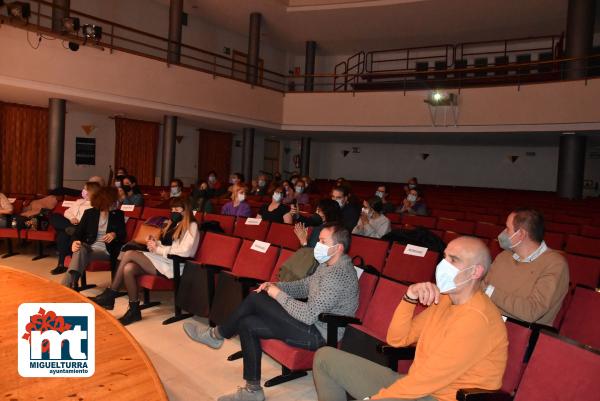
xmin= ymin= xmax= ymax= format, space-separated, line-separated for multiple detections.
xmin=401 ymin=214 xmax=437 ymax=229
xmin=203 ymin=213 xmax=235 ymax=235
xmin=265 ymin=222 xmax=305 ymax=251
xmin=580 ymin=225 xmax=600 ymax=239
xmin=382 ymin=242 xmax=439 ymax=284
xmin=563 ymin=253 xmax=600 ymax=289
xmin=474 ymin=222 xmax=504 ymax=239
xmin=436 ymin=218 xmax=475 ymax=235
xmin=348 ymin=235 xmax=389 ymax=273
xmin=559 ymin=286 xmax=600 ymax=349
xmin=565 ymin=235 xmax=600 ymax=258
xmin=233 ymin=217 xmax=270 ymax=241
xmin=269 ymin=248 xmax=295 ymax=281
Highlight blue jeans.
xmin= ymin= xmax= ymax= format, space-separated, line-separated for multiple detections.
xmin=219 ymin=291 xmax=325 ymax=381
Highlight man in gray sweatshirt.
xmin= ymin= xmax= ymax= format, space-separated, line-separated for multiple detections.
xmin=183 ymin=223 xmax=359 ymax=401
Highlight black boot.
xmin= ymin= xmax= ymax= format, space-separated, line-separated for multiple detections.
xmin=50 ymin=265 xmax=67 ymax=275
xmin=61 ymin=270 xmax=80 ymax=289
xmin=89 ymin=288 xmax=118 ymax=310
xmin=118 ymin=301 xmax=142 ymax=326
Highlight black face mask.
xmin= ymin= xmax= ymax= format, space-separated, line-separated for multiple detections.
xmin=122 ymin=185 xmax=132 ymax=193
xmin=170 ymin=212 xmax=183 ymax=224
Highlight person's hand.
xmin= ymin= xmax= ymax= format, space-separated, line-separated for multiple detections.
xmin=294 ymin=223 xmax=308 ymax=245
xmin=103 ymin=232 xmax=116 ymax=243
xmin=254 ymin=282 xmax=272 ymax=293
xmin=160 ymin=190 xmax=169 ymax=200
xmin=200 ymin=183 xmax=208 ymax=190
xmin=403 ymin=199 xmax=411 ymax=208
xmin=117 ymin=188 xmax=125 ymax=200
xmin=71 ymin=240 xmax=81 ymax=253
xmin=289 ymin=204 xmax=298 ymax=215
xmin=406 ymin=282 xmax=440 ymax=306
xmin=70 ymin=218 xmax=79 ymax=225
xmin=147 ymin=237 xmax=158 ymax=252
xmin=266 ymin=284 xmax=281 ymax=299
xmin=360 ymin=213 xmax=369 ymax=224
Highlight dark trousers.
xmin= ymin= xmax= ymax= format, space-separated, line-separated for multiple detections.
xmin=49 ymin=213 xmax=74 ymax=266
xmin=219 ymin=291 xmax=325 ymax=382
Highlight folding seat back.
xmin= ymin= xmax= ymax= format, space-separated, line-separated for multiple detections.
xmin=436 ymin=218 xmax=475 ymax=235
xmin=121 ymin=205 xmax=143 ymax=219
xmin=265 ymin=222 xmax=303 ymax=251
xmin=465 ymin=212 xmax=499 ymax=224
xmin=382 ymin=243 xmax=439 ymax=284
xmin=565 ymin=234 xmax=600 ymax=258
xmin=545 ymin=221 xmax=579 ymax=235
xmin=270 ymin=248 xmax=295 ymax=282
xmin=514 ymin=333 xmax=600 ymax=401
xmin=141 ymin=207 xmax=171 ymax=219
xmin=431 ymin=209 xmax=465 ymax=220
xmin=197 ymin=232 xmax=241 ymax=270
xmin=355 ymin=271 xmax=379 ymax=321
xmin=203 ymin=213 xmax=235 ymax=235
xmin=233 ymin=218 xmax=270 ymax=241
xmin=580 ymin=225 xmax=600 ymax=239
xmin=559 ymin=286 xmax=600 ymax=349
xmin=551 ymin=214 xmax=588 ymax=225
xmin=488 ymin=239 xmax=503 ymax=259
xmin=474 ymin=222 xmax=504 ymax=239
xmin=501 ymin=319 xmax=533 ymax=394
xmin=124 ymin=218 xmax=138 ymax=242
xmin=231 ymin=240 xmax=279 ymax=281
xmin=442 ymin=230 xmax=461 ymax=244
xmin=564 ymin=253 xmax=600 ymax=289
xmin=386 ymin=213 xmax=402 ymax=224
xmin=358 ymin=278 xmax=408 ymax=341
xmin=348 ymin=235 xmax=389 ymax=273
xmin=401 ymin=214 xmax=437 ymax=229
xmin=544 ymin=231 xmax=565 ymax=250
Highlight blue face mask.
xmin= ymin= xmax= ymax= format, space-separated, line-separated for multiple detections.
xmin=435 ymin=259 xmax=475 ymax=294
xmin=314 ymin=242 xmax=335 ymax=264
xmin=375 ymin=191 xmax=384 ymax=198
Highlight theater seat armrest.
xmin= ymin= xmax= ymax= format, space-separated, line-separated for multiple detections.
xmin=376 ymin=343 xmax=416 ymax=360
xmin=319 ymin=313 xmax=361 ymax=347
xmin=456 ymin=388 xmax=512 ymax=401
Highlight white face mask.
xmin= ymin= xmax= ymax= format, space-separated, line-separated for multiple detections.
xmin=295 ymin=186 xmax=303 ymax=194
xmin=314 ymin=241 xmax=335 ymax=264
xmin=407 ymin=194 xmax=417 ymax=202
xmin=334 ymin=198 xmax=345 ymax=208
xmin=272 ymin=193 xmax=282 ymax=202
xmin=171 ymin=187 xmax=181 ymax=197
xmin=375 ymin=191 xmax=384 ymax=198
xmin=208 ymin=175 xmax=216 ymax=183
xmin=435 ymin=259 xmax=475 ymax=294
xmin=237 ymin=193 xmax=246 ymax=202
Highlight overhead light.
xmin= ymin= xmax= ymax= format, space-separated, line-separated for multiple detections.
xmin=81 ymin=24 xmax=102 ymax=45
xmin=424 ymin=91 xmax=458 ymax=106
xmin=6 ymin=1 xmax=30 ymax=20
xmin=61 ymin=17 xmax=80 ymax=34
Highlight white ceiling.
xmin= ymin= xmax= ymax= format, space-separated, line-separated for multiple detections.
xmin=174 ymin=0 xmax=568 ymax=54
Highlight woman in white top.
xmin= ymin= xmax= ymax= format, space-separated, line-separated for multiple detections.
xmin=91 ymin=197 xmax=200 ymax=326
xmin=352 ymin=197 xmax=391 ymax=239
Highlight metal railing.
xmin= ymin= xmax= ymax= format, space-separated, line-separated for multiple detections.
xmin=1 ymin=1 xmax=598 ymax=94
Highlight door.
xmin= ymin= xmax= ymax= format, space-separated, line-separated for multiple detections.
xmin=197 ymin=129 xmax=232 ymax=183
xmin=263 ymin=139 xmax=280 ymax=178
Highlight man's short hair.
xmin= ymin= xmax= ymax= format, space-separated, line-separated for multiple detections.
xmin=322 ymin=222 xmax=350 ymax=253
xmin=171 ymin=178 xmax=183 ymax=188
xmin=332 ymin=185 xmax=350 ymax=197
xmin=367 ymin=197 xmax=383 ymax=213
xmin=512 ymin=208 xmax=545 ymax=243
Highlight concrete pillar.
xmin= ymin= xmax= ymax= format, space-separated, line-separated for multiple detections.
xmin=300 ymin=137 xmax=311 ymax=176
xmin=304 ymin=41 xmax=317 ymax=91
xmin=246 ymin=12 xmax=262 ymax=85
xmin=52 ymin=0 xmax=70 ymax=33
xmin=47 ymin=98 xmax=66 ymax=191
xmin=242 ymin=128 xmax=255 ymax=183
xmin=565 ymin=0 xmax=595 ymax=79
xmin=167 ymin=0 xmax=183 ymax=64
xmin=161 ymin=115 xmax=177 ymax=185
xmin=557 ymin=133 xmax=587 ymax=199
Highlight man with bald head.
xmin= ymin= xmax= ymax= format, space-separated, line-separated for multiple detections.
xmin=313 ymin=236 xmax=508 ymax=401
xmin=485 ymin=208 xmax=569 ymax=326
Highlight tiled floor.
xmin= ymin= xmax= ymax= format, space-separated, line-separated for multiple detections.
xmin=1 ymin=243 xmax=318 ymax=401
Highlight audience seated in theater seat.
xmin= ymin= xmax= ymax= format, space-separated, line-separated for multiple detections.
xmin=332 ymin=185 xmax=361 ymax=232
xmin=293 ymin=179 xmax=310 ymax=205
xmin=183 ymin=223 xmax=359 ymax=401
xmin=281 ymin=180 xmax=296 ymax=205
xmin=250 ymin=174 xmax=270 ymax=196
xmin=302 ymin=175 xmax=316 ymax=194
xmin=256 ymin=186 xmax=292 ymax=224
xmin=484 ymin=208 xmax=569 ymax=326
xmin=222 ymin=185 xmax=252 ymax=218
xmin=118 ymin=175 xmax=144 ymax=206
xmin=313 ymin=236 xmax=507 ymax=401
xmin=375 ymin=184 xmax=395 ymax=214
xmin=157 ymin=178 xmax=185 ymax=207
xmin=190 ymin=180 xmax=214 ymax=213
xmin=352 ymin=197 xmax=392 ymax=239
xmin=403 ymin=176 xmax=419 ymax=196
xmin=112 ymin=167 xmax=128 ymax=187
xmin=91 ymin=197 xmax=199 ymax=326
xmin=0 ymin=192 xmax=14 ymax=216
xmin=292 ymin=198 xmax=342 ymax=248
xmin=62 ymin=186 xmax=126 ymax=289
xmin=206 ymin=170 xmax=225 ymax=198
xmin=397 ymin=187 xmax=428 ymax=216
xmin=227 ymin=173 xmax=244 ymax=198
xmin=49 ymin=179 xmax=102 ymax=275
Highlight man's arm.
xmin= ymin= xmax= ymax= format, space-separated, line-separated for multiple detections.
xmin=386 ymin=298 xmax=437 ymax=348
xmin=490 ymin=260 xmax=569 ymax=323
xmin=276 ymin=275 xmax=311 ymax=299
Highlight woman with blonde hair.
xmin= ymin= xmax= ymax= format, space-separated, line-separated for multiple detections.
xmin=91 ymin=197 xmax=200 ymax=325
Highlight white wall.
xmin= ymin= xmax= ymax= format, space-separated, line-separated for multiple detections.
xmin=63 ymin=109 xmax=116 ymax=188
xmin=309 ymin=141 xmax=562 ymax=191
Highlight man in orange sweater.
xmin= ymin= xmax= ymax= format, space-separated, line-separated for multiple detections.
xmin=313 ymin=236 xmax=508 ymax=401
